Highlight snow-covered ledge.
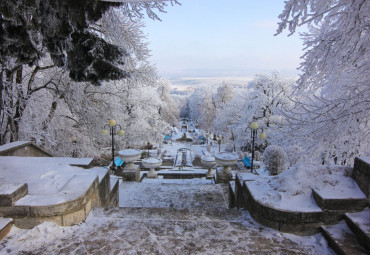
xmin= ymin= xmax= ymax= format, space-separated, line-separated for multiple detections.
xmin=234 ymin=164 xmax=368 ymax=235
xmin=0 ymin=157 xmax=117 ymax=229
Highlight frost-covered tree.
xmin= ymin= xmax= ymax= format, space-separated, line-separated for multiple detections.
xmin=1 ymin=4 xmax=177 ymax=158
xmin=276 ymin=0 xmax=370 ymax=165
xmin=197 ymin=91 xmax=217 ymax=131
xmin=0 ymin=0 xmax=179 ymax=84
xmin=213 ymin=73 xmax=293 ymax=152
xmin=157 ymin=79 xmax=179 ymax=126
xmin=213 ymin=82 xmax=234 ymax=109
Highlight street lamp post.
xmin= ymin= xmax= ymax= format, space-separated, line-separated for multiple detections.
xmin=217 ymin=135 xmax=222 ymax=152
xmin=147 ymin=141 xmax=150 ymax=157
xmin=71 ymin=136 xmax=77 ymax=158
xmin=248 ymin=122 xmax=266 ymax=174
xmin=101 ymin=119 xmax=124 ymax=169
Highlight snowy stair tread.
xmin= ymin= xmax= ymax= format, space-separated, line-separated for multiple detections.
xmin=0 ymin=183 xmax=28 ymax=206
xmin=91 ymin=207 xmax=245 ymax=222
xmin=321 ymin=220 xmax=368 ymax=255
xmin=0 ymin=218 xmax=13 ymax=241
xmin=312 ymin=184 xmax=368 ymax=211
xmin=345 ymin=209 xmax=370 ymax=251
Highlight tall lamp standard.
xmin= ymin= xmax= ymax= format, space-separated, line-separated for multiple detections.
xmin=217 ymin=135 xmax=223 ymax=152
xmin=71 ymin=136 xmax=77 ymax=158
xmin=248 ymin=122 xmax=266 ymax=174
xmin=101 ymin=119 xmax=124 ymax=169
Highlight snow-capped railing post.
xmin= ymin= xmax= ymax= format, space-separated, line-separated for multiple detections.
xmin=247 ymin=122 xmax=266 ymax=174
xmin=101 ymin=119 xmax=125 ymax=170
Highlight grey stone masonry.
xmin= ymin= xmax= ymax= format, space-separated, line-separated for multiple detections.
xmin=321 ymin=220 xmax=368 ymax=255
xmin=0 ymin=184 xmax=28 ymax=207
xmin=353 ymin=157 xmax=370 ymax=199
xmin=345 ymin=209 xmax=370 ymax=251
xmin=312 ymin=188 xmax=368 ymax=211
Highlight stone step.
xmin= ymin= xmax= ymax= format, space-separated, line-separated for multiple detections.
xmin=0 ymin=183 xmax=28 ymax=206
xmin=0 ymin=218 xmax=13 ymax=241
xmin=312 ymin=188 xmax=368 ymax=212
xmin=321 ymin=220 xmax=368 ymax=255
xmin=345 ymin=208 xmax=370 ymax=251
xmin=91 ymin=207 xmax=245 ymax=223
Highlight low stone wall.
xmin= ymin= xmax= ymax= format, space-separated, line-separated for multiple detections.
xmin=234 ymin=173 xmax=369 ymax=235
xmin=0 ymin=171 xmax=119 ymax=229
xmin=352 ymin=157 xmax=370 ymax=199
xmin=235 ymin=175 xmax=328 ymax=235
xmin=106 ymin=180 xmax=119 ymax=207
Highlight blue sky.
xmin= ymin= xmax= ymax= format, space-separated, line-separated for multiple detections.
xmin=143 ymin=0 xmax=305 ymax=78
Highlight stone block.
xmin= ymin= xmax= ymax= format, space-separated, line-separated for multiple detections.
xmin=107 ymin=179 xmax=119 ymax=207
xmin=117 ymin=168 xmax=141 ymax=182
xmin=216 ymin=169 xmax=232 ymax=184
xmin=14 ymin=215 xmax=63 ymax=229
xmin=0 ymin=183 xmax=28 ymax=206
xmin=98 ymin=171 xmax=111 ymax=206
xmin=312 ymin=189 xmax=368 ymax=211
xmin=62 ymin=207 xmax=86 ymax=226
xmin=85 ymin=198 xmax=92 ymax=216
xmin=0 ymin=218 xmax=13 ymax=241
xmin=0 ymin=205 xmax=30 ymax=218
xmin=352 ymin=157 xmax=370 ymax=199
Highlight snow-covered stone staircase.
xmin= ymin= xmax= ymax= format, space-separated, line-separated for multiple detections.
xmin=85 ymin=206 xmax=323 ymax=254
xmin=321 ymin=209 xmax=370 ymax=255
xmin=320 ymin=157 xmax=370 ymax=255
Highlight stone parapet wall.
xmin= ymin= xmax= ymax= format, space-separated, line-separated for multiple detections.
xmin=0 ymin=171 xmax=118 ymax=229
xmin=233 ymin=174 xmax=360 ymax=236
xmin=352 ymin=157 xmax=370 ymax=199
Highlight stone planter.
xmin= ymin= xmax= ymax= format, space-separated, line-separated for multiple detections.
xmin=142 ymin=158 xmax=162 ymax=179
xmin=214 ymin=153 xmax=239 ymax=183
xmin=118 ymin=149 xmax=141 ymax=170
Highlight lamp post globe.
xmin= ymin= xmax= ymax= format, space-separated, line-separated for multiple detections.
xmin=250 ymin=122 xmax=259 ymax=130
xmin=109 ymin=119 xmax=117 ymax=127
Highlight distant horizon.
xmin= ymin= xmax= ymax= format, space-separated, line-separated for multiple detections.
xmin=159 ymin=68 xmax=301 ymax=81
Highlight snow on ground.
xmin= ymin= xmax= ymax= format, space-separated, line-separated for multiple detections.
xmin=240 ymin=164 xmax=365 ymax=211
xmin=119 ymin=179 xmax=225 ymax=208
xmin=0 ymin=207 xmax=334 ymax=255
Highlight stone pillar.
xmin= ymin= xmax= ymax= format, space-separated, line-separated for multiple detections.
xmin=216 ymin=167 xmax=232 ymax=183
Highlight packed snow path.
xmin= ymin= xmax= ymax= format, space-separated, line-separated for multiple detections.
xmin=2 ymin=207 xmax=333 ymax=254
xmin=119 ymin=179 xmax=226 ymax=208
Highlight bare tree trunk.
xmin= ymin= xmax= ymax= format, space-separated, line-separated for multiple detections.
xmin=40 ymin=99 xmax=58 ymax=147
xmin=9 ymin=66 xmax=24 ymax=142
